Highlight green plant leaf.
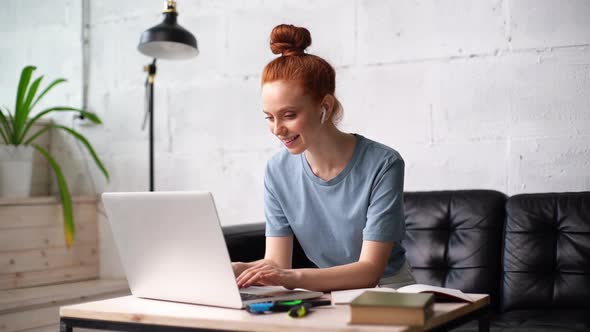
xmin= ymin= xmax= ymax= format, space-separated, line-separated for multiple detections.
xmin=14 ymin=76 xmax=44 ymax=144
xmin=32 ymin=144 xmax=75 ymax=247
xmin=28 ymin=124 xmax=110 ymax=181
xmin=0 ymin=107 xmax=14 ymax=144
xmin=15 ymin=66 xmax=36 ymax=137
xmin=15 ymin=66 xmax=36 ymax=111
xmin=78 ymin=111 xmax=102 ymax=124
xmin=20 ymin=107 xmax=101 ymax=143
xmin=0 ymin=120 xmax=8 ymax=144
xmin=6 ymin=111 xmax=16 ymax=143
xmin=29 ymin=78 xmax=66 ymax=112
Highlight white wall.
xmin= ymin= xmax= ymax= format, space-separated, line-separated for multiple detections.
xmin=2 ymin=0 xmax=589 ymax=278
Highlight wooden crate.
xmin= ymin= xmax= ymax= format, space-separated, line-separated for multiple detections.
xmin=0 ymin=196 xmax=99 ymax=290
xmin=0 ymin=279 xmax=129 ymax=332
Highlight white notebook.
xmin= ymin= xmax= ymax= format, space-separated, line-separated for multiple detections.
xmin=331 ymin=283 xmax=474 ymax=304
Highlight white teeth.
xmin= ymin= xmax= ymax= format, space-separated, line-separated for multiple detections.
xmin=283 ymin=135 xmax=298 ymax=143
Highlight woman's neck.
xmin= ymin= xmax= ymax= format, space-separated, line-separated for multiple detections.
xmin=304 ymin=126 xmax=357 ymax=181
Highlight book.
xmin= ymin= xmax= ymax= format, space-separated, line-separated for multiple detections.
xmin=332 ymin=283 xmax=474 ymax=305
xmin=349 ymin=291 xmax=435 ymax=326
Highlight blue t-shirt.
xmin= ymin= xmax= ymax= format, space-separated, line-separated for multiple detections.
xmin=264 ymin=134 xmax=407 ymax=278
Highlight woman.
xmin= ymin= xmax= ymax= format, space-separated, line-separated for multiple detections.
xmin=232 ymin=24 xmax=415 ymax=292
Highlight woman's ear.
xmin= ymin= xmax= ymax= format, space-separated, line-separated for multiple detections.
xmin=320 ymin=95 xmax=336 ymax=122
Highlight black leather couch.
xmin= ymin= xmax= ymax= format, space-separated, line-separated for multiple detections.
xmin=223 ymin=190 xmax=590 ymax=331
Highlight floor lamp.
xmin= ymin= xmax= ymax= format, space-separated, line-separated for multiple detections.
xmin=137 ymin=0 xmax=198 ymax=191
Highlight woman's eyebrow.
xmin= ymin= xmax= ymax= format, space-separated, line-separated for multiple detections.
xmin=262 ymin=106 xmax=298 ymax=114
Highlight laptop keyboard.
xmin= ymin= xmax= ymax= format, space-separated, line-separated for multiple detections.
xmin=240 ymin=293 xmax=273 ymax=301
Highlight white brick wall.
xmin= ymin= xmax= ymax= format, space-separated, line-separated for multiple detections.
xmin=2 ymin=0 xmax=589 ymax=277
xmin=357 ymin=0 xmax=507 ymax=63
xmin=0 ymin=1 xmax=82 ymax=110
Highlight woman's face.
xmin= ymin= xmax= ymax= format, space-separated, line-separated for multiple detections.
xmin=262 ymin=80 xmax=323 ymax=154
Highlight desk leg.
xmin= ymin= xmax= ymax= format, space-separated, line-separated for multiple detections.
xmin=60 ymin=319 xmax=72 ymax=332
xmin=478 ymin=311 xmax=490 ymax=332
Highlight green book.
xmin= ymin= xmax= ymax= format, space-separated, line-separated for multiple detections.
xmin=349 ymin=291 xmax=435 ymax=326
xmin=351 ymin=291 xmax=434 ymax=308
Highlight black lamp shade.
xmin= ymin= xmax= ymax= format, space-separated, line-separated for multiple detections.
xmin=138 ymin=12 xmax=198 ymax=60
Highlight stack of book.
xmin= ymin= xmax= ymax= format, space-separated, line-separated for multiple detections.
xmin=349 ymin=291 xmax=434 ymax=326
xmin=342 ymin=284 xmax=474 ymax=326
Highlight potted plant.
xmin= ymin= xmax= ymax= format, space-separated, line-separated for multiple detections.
xmin=0 ymin=65 xmax=109 ymax=247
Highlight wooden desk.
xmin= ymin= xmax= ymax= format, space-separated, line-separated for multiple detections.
xmin=60 ymin=294 xmax=489 ymax=332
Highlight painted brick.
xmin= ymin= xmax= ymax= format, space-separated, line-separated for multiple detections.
xmin=0 ymin=0 xmax=78 ymax=27
xmin=166 ymin=78 xmax=273 ymax=154
xmin=91 ymin=0 xmax=162 ymax=24
xmin=87 ymin=89 xmax=153 ymax=148
xmin=430 ymin=57 xmax=512 ymax=143
xmin=0 ymin=26 xmax=82 ymax=110
xmin=508 ymin=137 xmax=590 ymax=193
xmin=399 ymin=140 xmax=508 ymax=192
xmin=509 ymin=0 xmax=590 ymax=49
xmin=88 ymin=17 xmax=149 ymax=93
xmin=155 ymin=149 xmax=271 ymax=225
xmin=102 ymin=154 xmax=151 ymax=192
xmin=357 ymin=0 xmax=507 ymax=64
xmin=337 ymin=65 xmax=433 ymax=144
xmin=505 ymin=50 xmax=590 ymax=138
xmin=225 ymin=1 xmax=356 ymax=76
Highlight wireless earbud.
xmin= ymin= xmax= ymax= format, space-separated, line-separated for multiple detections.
xmin=321 ymin=107 xmax=327 ymax=124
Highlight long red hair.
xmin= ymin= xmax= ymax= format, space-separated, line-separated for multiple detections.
xmin=262 ymin=24 xmax=342 ymax=123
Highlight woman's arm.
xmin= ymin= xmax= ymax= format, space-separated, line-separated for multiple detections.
xmin=236 ymin=240 xmax=393 ymax=291
xmin=232 ymin=235 xmax=293 ymax=276
xmin=264 ymin=235 xmax=294 ymax=268
xmin=295 ymin=240 xmax=393 ymax=291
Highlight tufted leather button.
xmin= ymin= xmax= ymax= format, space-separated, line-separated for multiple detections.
xmin=501 ymin=192 xmax=590 ymax=312
xmin=404 ymin=190 xmax=507 ymax=311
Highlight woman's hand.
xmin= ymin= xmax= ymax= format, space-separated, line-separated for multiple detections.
xmin=231 ymin=259 xmax=275 ymax=278
xmin=236 ymin=260 xmax=300 ymax=290
xmin=231 ymin=262 xmax=248 ymax=277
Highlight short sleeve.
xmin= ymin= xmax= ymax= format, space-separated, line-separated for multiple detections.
xmin=362 ymin=157 xmax=406 ymax=243
xmin=264 ymin=163 xmax=293 ymax=237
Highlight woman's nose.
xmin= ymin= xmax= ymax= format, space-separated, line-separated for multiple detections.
xmin=272 ymin=120 xmax=285 ymax=136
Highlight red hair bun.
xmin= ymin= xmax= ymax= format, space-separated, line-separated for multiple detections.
xmin=270 ymin=24 xmax=312 ymax=57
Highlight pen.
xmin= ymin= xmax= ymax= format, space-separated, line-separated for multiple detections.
xmin=288 ymin=300 xmax=332 ymax=318
xmin=246 ymin=300 xmax=303 ymax=314
xmin=246 ymin=300 xmax=331 ymax=315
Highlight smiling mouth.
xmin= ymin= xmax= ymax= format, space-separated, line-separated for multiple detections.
xmin=282 ymin=135 xmax=300 ymax=144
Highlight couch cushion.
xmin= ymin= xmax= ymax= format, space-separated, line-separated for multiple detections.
xmin=501 ymin=192 xmax=590 ymax=312
xmin=404 ymin=190 xmax=506 ymax=310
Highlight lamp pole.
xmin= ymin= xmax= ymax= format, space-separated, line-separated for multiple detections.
xmin=137 ymin=0 xmax=198 ymax=191
xmin=144 ymin=59 xmax=157 ymax=191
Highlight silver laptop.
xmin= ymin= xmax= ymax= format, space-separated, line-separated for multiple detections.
xmin=102 ymin=191 xmax=323 ymax=309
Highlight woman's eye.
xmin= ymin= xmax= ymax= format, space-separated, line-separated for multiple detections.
xmin=284 ymin=113 xmax=296 ymax=119
xmin=265 ymin=116 xmax=273 ymax=121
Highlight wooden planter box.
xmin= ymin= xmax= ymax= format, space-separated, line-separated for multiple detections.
xmin=0 ymin=279 xmax=129 ymax=331
xmin=0 ymin=196 xmax=99 ymax=290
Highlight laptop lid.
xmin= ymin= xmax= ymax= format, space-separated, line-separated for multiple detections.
xmin=103 ymin=191 xmax=324 ymax=308
xmin=102 ymin=191 xmax=244 ymax=308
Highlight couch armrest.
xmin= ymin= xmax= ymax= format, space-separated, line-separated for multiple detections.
xmin=223 ymin=223 xmax=266 ymax=263
xmin=222 ymin=223 xmax=315 ymax=268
